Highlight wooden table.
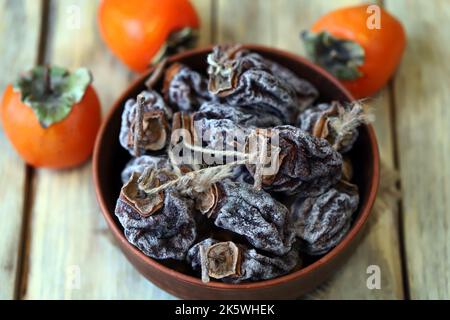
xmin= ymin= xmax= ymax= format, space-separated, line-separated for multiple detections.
xmin=0 ymin=0 xmax=448 ymax=300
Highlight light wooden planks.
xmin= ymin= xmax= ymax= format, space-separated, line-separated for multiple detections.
xmin=216 ymin=0 xmax=404 ymax=299
xmin=24 ymin=0 xmax=212 ymax=300
xmin=387 ymin=0 xmax=450 ymax=299
xmin=0 ymin=0 xmax=43 ymax=300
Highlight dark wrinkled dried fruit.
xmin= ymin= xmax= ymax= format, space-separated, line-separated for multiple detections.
xmin=197 ymin=101 xmax=283 ymax=128
xmin=115 ymin=169 xmax=196 ymax=260
xmin=210 ymin=180 xmax=295 ymax=255
xmin=263 ymin=55 xmax=318 ymax=112
xmin=207 ymin=45 xmax=309 ymax=123
xmin=187 ymin=238 xmax=300 ymax=283
xmin=121 ymin=155 xmax=169 ymax=184
xmin=246 ymin=125 xmax=342 ymax=196
xmin=291 ymin=181 xmax=359 ymax=255
xmin=298 ymin=103 xmax=336 ymax=139
xmin=163 ymin=63 xmax=216 ymax=112
xmin=115 ymin=190 xmax=196 ymax=260
xmin=298 ymin=102 xmax=369 ymax=153
xmin=192 ymin=115 xmax=249 ymax=152
xmin=119 ymin=90 xmax=173 ymax=156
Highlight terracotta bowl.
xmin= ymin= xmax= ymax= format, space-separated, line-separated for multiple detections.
xmin=93 ymin=45 xmax=379 ymax=299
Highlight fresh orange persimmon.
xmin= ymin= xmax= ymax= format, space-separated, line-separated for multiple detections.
xmin=98 ymin=0 xmax=200 ymax=73
xmin=0 ymin=66 xmax=101 ymax=169
xmin=302 ymin=4 xmax=406 ymax=98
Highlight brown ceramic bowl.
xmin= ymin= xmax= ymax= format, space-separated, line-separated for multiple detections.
xmin=93 ymin=45 xmax=379 ymax=299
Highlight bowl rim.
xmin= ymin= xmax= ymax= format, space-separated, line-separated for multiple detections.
xmin=93 ymin=44 xmax=380 ymax=291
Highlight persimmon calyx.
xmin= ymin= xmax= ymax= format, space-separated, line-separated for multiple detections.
xmin=301 ymin=31 xmax=365 ymax=81
xmin=13 ymin=66 xmax=92 ymax=128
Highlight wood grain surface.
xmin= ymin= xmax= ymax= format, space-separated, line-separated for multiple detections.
xmin=0 ymin=0 xmax=43 ymax=300
xmin=215 ymin=0 xmax=404 ymax=300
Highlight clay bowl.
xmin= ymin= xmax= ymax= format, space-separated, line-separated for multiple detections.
xmin=93 ymin=45 xmax=379 ymax=299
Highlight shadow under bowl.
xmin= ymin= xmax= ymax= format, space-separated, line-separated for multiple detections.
xmin=93 ymin=45 xmax=380 ymax=299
